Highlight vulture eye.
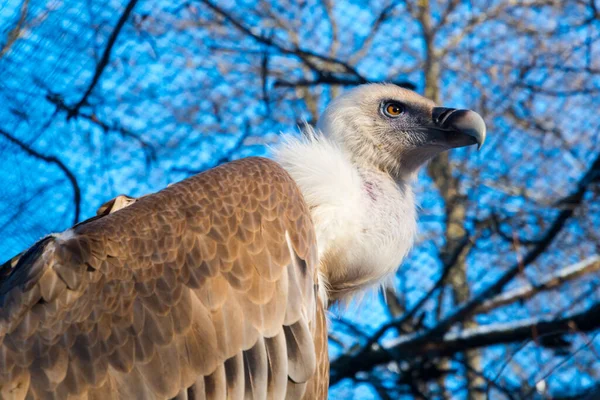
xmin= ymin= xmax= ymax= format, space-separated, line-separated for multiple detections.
xmin=382 ymin=101 xmax=404 ymax=118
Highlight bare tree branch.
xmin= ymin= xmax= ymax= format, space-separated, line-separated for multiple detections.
xmin=274 ymin=75 xmax=416 ymax=90
xmin=331 ymin=302 xmax=600 ymax=384
xmin=171 ymin=121 xmax=253 ymax=175
xmin=199 ymin=0 xmax=416 ymax=91
xmin=347 ymin=1 xmax=403 ymax=64
xmin=46 ymin=92 xmax=157 ymax=165
xmin=68 ymin=0 xmax=140 ymax=118
xmin=0 ymin=0 xmax=30 ymax=58
xmin=199 ymin=0 xmax=360 ymax=75
xmin=0 ymin=128 xmax=81 ymax=224
xmin=477 ymin=256 xmax=600 ymax=314
xmin=361 ymin=235 xmax=472 ymax=351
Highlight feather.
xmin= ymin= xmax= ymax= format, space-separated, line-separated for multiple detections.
xmin=224 ymin=352 xmax=244 ymax=399
xmin=138 ymin=341 xmax=182 ymax=399
xmin=284 ymin=320 xmax=316 ymax=383
xmin=0 ymin=368 xmax=29 ymax=400
xmin=107 ymin=335 xmax=135 ymax=373
xmin=285 ymin=382 xmax=307 ymax=400
xmin=265 ymin=328 xmax=288 ymax=400
xmin=204 ymin=363 xmax=226 ymax=400
xmin=243 ymin=337 xmax=268 ymax=400
xmin=38 ymin=269 xmax=67 ymax=303
xmin=185 ymin=375 xmax=206 ymax=400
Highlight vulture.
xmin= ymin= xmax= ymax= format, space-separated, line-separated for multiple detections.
xmin=0 ymin=84 xmax=485 ymax=399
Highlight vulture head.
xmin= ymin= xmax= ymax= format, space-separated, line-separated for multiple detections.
xmin=317 ymin=83 xmax=486 ymax=179
xmin=279 ymin=83 xmax=487 ymax=302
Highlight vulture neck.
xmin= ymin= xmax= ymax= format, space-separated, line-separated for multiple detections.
xmin=274 ymin=130 xmax=417 ymax=306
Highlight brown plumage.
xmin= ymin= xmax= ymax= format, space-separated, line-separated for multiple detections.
xmin=0 ymin=157 xmax=327 ymax=399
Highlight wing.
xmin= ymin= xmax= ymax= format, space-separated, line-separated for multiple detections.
xmin=0 ymin=157 xmax=328 ymax=400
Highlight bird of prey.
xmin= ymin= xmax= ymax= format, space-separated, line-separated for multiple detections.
xmin=0 ymin=84 xmax=485 ymax=399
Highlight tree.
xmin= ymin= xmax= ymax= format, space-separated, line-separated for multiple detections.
xmin=1 ymin=0 xmax=599 ymax=398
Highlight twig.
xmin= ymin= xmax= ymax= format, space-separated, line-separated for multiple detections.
xmin=68 ymin=0 xmax=140 ymax=118
xmin=454 ymin=356 xmax=518 ymax=400
xmin=171 ymin=121 xmax=253 ymax=175
xmin=0 ymin=128 xmax=81 ymax=224
xmin=477 ymin=256 xmax=600 ymax=314
xmin=46 ymin=93 xmax=157 ymax=165
xmin=523 ymin=331 xmax=600 ymax=399
xmin=274 ymin=75 xmax=416 ymax=90
xmin=0 ymin=0 xmax=30 ymax=58
xmin=360 ymin=235 xmax=472 ymax=352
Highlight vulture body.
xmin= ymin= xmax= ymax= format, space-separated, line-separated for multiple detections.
xmin=0 ymin=84 xmax=485 ymax=399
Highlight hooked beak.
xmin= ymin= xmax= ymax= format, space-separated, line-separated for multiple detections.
xmin=431 ymin=107 xmax=486 ymax=150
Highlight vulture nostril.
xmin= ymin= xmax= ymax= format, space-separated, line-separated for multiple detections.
xmin=432 ymin=107 xmax=457 ymax=127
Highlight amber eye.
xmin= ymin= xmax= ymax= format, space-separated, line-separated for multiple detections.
xmin=382 ymin=101 xmax=404 ymax=118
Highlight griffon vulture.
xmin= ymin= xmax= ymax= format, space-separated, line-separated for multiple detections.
xmin=0 ymin=84 xmax=485 ymax=399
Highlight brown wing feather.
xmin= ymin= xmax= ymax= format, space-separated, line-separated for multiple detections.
xmin=0 ymin=157 xmax=328 ymax=400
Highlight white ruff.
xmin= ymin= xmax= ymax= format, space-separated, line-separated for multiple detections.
xmin=273 ymin=128 xmax=417 ymax=304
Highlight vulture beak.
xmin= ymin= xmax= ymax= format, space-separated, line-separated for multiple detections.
xmin=431 ymin=107 xmax=486 ymax=150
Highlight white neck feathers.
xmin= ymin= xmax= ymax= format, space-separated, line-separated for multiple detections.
xmin=273 ymin=127 xmax=417 ymax=304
